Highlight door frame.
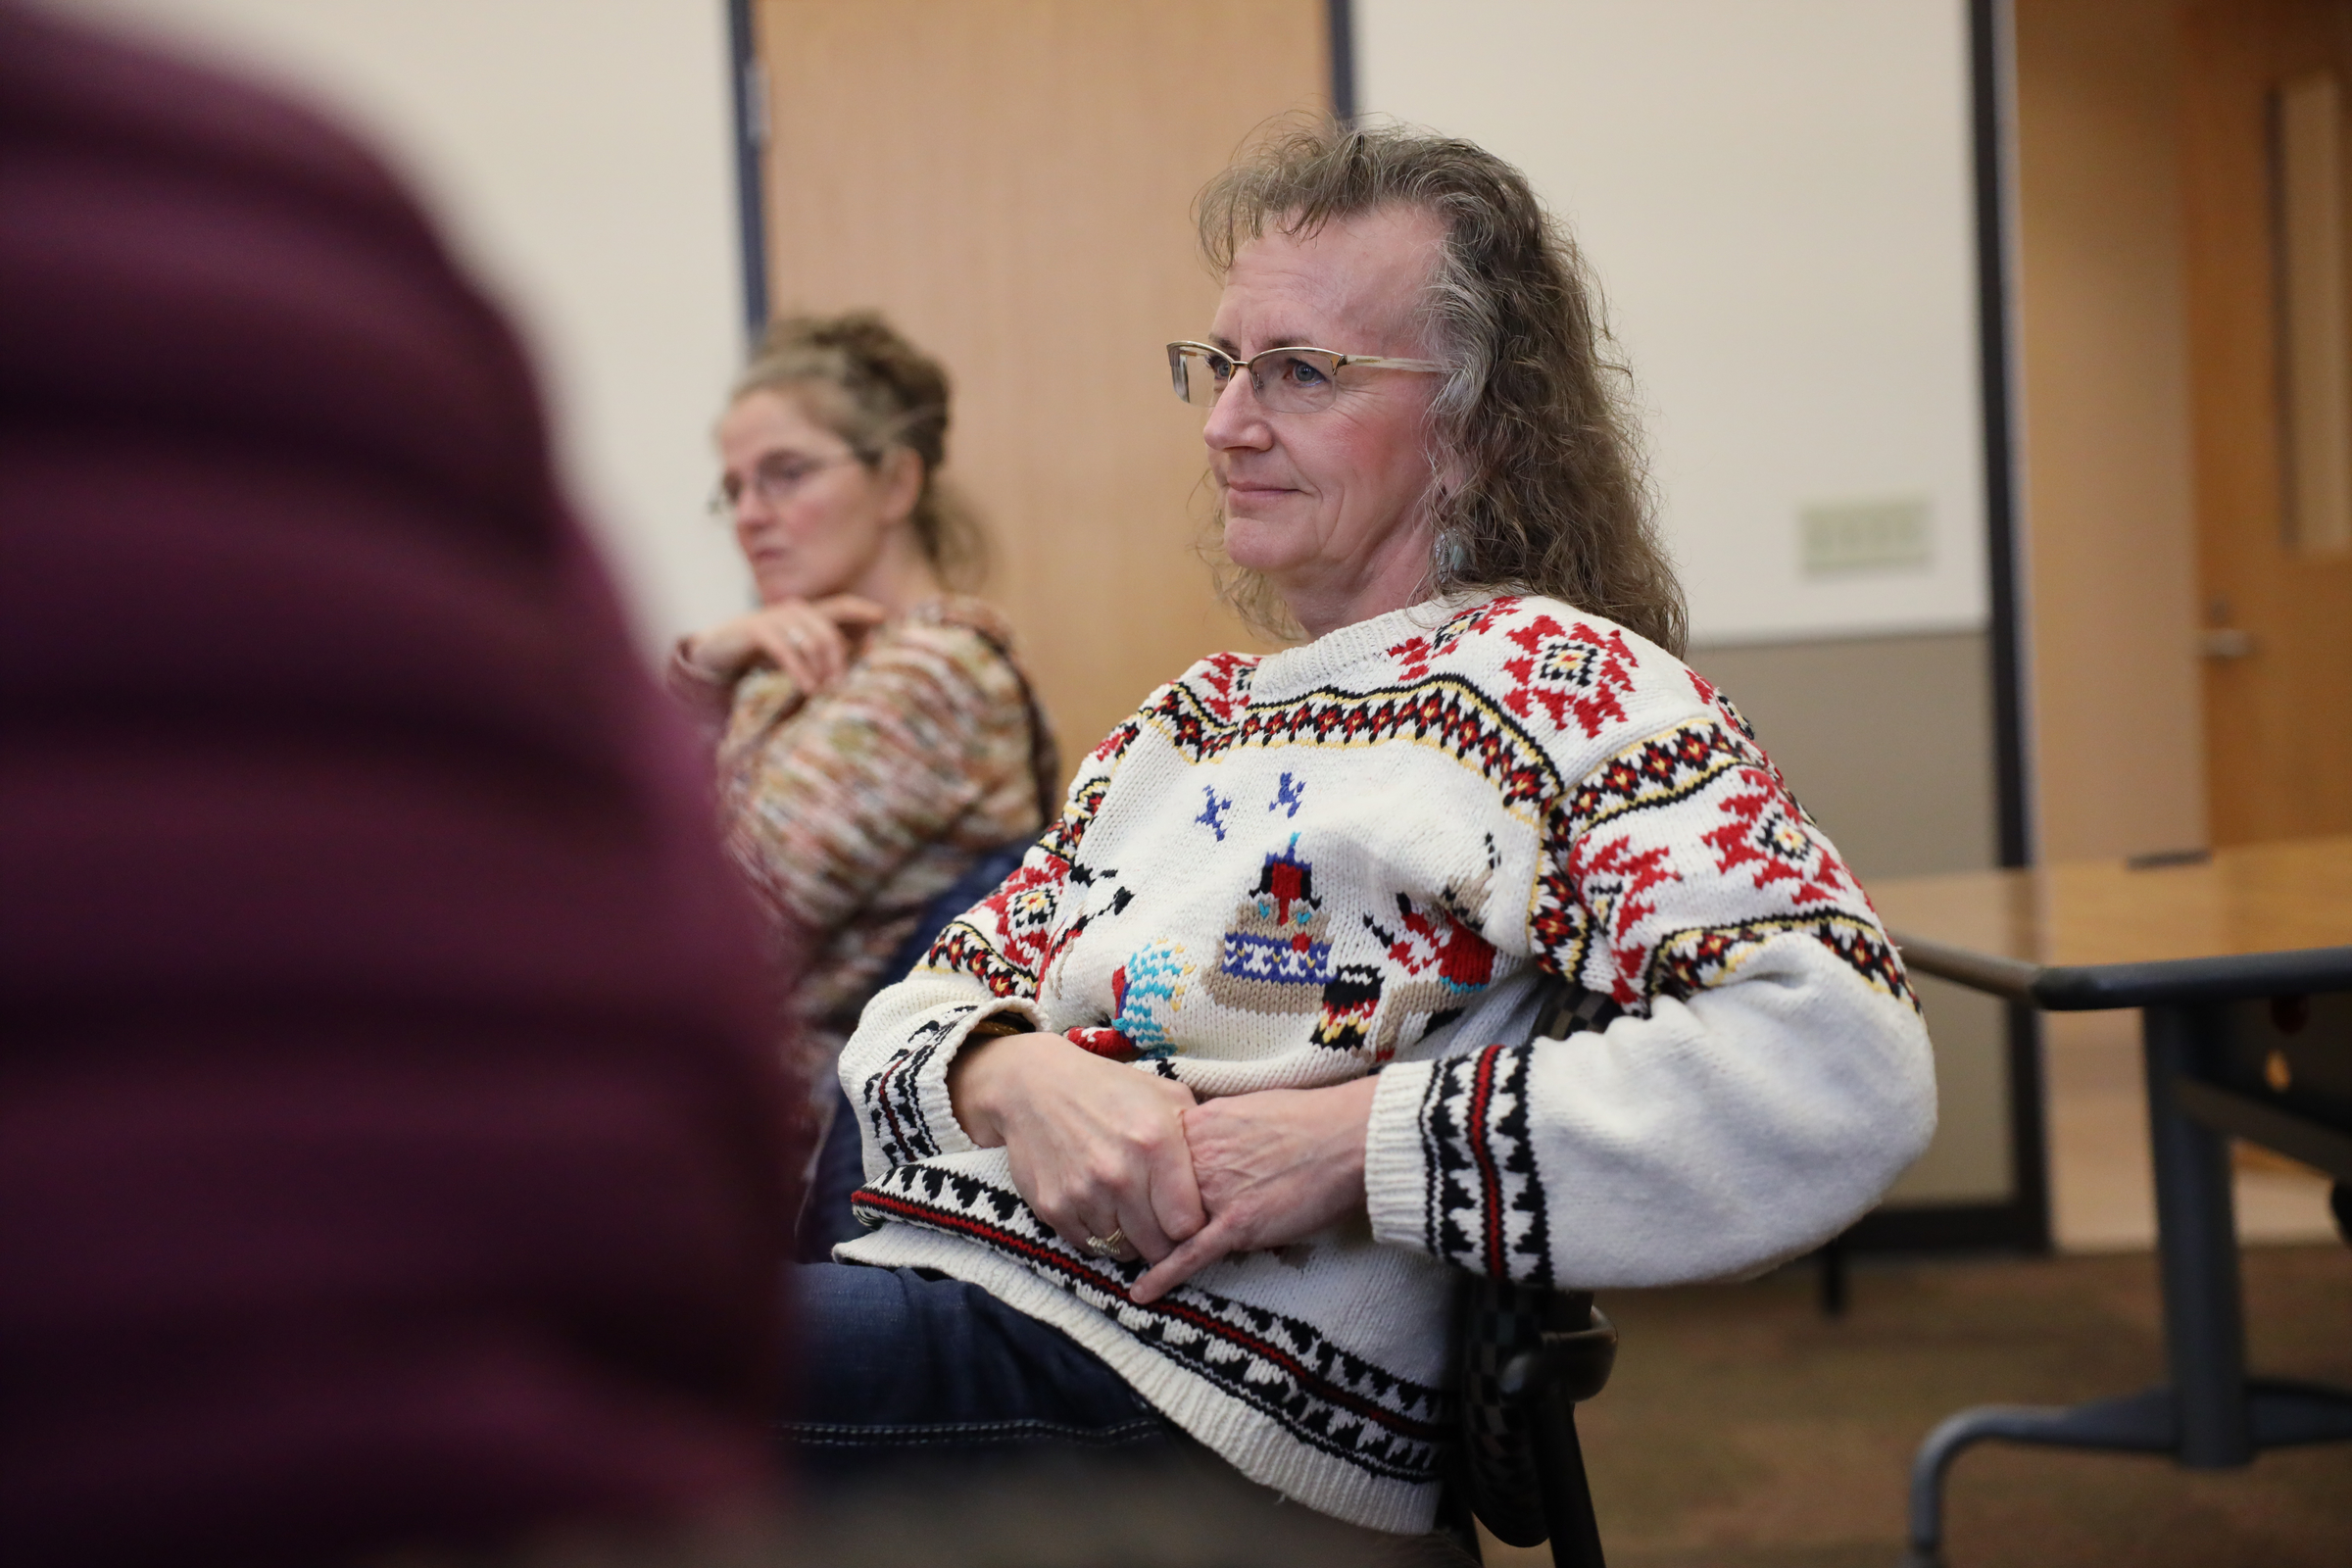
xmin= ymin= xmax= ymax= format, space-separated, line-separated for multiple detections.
xmin=1836 ymin=0 xmax=2051 ymax=1256
xmin=726 ymin=0 xmax=767 ymax=346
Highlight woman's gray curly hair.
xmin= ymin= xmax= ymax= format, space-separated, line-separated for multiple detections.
xmin=1196 ymin=119 xmax=1685 ymax=655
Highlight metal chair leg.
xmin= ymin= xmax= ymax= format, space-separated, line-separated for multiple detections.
xmin=1531 ymin=1396 xmax=1605 ymax=1568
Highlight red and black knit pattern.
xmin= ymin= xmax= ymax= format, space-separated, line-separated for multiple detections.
xmin=1646 ymin=913 xmax=1912 ymax=1004
xmin=1412 ymin=1041 xmax=1555 ymax=1285
xmin=1531 ymin=713 xmax=1915 ymax=1011
xmin=857 ymin=1007 xmax=974 ymax=1168
xmin=1143 ymin=675 xmax=1563 ymax=816
xmin=921 ymin=774 xmax=1114 ymax=995
xmin=849 ymin=1159 xmax=1451 ymax=1484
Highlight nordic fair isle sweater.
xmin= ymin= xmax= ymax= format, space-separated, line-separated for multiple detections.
xmin=836 ymin=594 xmax=1936 ymax=1533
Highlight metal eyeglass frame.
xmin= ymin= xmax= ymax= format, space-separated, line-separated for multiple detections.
xmin=1165 ymin=340 xmax=1448 ymax=412
xmin=706 ymin=452 xmax=863 ymax=517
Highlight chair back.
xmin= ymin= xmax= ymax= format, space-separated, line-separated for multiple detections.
xmin=1446 ymin=976 xmax=1623 ymax=1565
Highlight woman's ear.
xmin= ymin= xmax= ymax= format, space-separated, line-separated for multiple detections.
xmin=875 ymin=446 xmax=925 ymax=526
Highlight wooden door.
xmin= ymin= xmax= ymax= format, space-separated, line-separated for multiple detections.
xmin=2182 ymin=0 xmax=2352 ymax=844
xmin=750 ymin=0 xmax=1330 ymax=773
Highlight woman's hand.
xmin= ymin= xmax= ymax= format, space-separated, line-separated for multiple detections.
xmin=950 ymin=1032 xmax=1207 ymax=1267
xmin=681 ymin=595 xmax=889 ymax=692
xmin=1130 ymin=1075 xmax=1378 ymax=1304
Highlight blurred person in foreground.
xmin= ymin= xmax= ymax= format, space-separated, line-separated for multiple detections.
xmin=790 ymin=121 xmax=1938 ymax=1538
xmin=667 ymin=313 xmax=1055 ymax=1254
xmin=0 ymin=6 xmax=789 ymax=1564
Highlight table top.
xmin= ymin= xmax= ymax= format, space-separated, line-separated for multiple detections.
xmin=1870 ymin=835 xmax=2352 ymax=1009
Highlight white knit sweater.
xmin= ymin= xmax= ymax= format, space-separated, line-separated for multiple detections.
xmin=837 ymin=595 xmax=1936 ymax=1533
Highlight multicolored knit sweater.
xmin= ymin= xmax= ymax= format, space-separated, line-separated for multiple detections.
xmin=675 ymin=596 xmax=1056 ymax=1105
xmin=837 ymin=594 xmax=1936 ymax=1533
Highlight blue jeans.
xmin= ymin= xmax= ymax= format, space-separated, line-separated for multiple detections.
xmin=792 ymin=1093 xmax=869 ymax=1262
xmin=783 ymin=1261 xmax=1178 ymax=1473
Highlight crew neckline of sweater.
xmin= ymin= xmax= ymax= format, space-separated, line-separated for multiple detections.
xmin=1249 ymin=594 xmax=1494 ymax=702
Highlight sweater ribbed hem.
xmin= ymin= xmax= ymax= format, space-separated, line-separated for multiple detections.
xmin=831 ymin=1226 xmax=1441 ymax=1535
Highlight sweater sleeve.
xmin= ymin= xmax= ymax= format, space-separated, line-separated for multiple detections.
xmin=716 ymin=621 xmax=1028 ymax=938
xmin=835 ymin=710 xmax=1143 ymax=1175
xmin=1363 ymin=700 xmax=1937 ymax=1289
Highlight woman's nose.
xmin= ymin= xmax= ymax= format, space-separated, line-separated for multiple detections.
xmin=1200 ymin=371 xmax=1269 ymax=451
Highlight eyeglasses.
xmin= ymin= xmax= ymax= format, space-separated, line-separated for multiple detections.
xmin=708 ymin=452 xmax=861 ymax=517
xmin=1165 ymin=340 xmax=1447 ymax=414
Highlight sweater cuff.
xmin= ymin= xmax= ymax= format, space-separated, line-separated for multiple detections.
xmin=896 ymin=1000 xmax=1044 ymax=1162
xmin=1363 ymin=1058 xmax=1441 ymax=1257
xmin=664 ymin=638 xmax=736 ymax=724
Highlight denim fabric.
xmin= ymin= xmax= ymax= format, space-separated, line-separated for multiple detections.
xmin=783 ymin=1262 xmax=1177 ymax=1473
xmin=792 ymin=1093 xmax=868 ymax=1262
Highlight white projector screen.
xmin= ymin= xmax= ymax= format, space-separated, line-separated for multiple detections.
xmin=1356 ymin=0 xmax=1988 ymax=647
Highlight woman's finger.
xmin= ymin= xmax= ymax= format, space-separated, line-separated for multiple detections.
xmin=814 ymin=594 xmax=890 ymax=628
xmin=781 ymin=610 xmax=849 ymax=688
xmin=1009 ymin=1153 xmax=1098 ymax=1257
xmin=1130 ymin=1216 xmax=1239 ymax=1304
xmin=1109 ymin=1193 xmax=1173 ymax=1266
xmin=1066 ymin=1198 xmax=1129 ymax=1260
xmin=786 ymin=607 xmax=849 ymax=689
xmin=744 ymin=624 xmax=806 ymax=686
xmin=1145 ymin=1121 xmax=1206 ymax=1251
xmin=777 ymin=635 xmax=820 ymax=693
xmin=810 ymin=624 xmax=850 ymax=686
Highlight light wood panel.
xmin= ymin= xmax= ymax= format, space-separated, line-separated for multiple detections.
xmin=751 ymin=0 xmax=1328 ymax=772
xmin=2180 ymin=0 xmax=2352 ymax=844
xmin=2012 ymin=0 xmax=2209 ymax=862
xmin=1872 ymin=835 xmax=2352 ymax=968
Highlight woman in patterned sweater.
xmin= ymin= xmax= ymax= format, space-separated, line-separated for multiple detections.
xmin=672 ymin=314 xmax=1056 ymax=1236
xmin=793 ymin=125 xmax=1936 ymax=1535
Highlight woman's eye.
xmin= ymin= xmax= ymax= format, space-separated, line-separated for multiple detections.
xmin=1279 ymin=355 xmax=1328 ymax=386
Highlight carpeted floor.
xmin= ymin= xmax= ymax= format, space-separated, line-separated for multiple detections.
xmin=1475 ymin=1244 xmax=2352 ymax=1568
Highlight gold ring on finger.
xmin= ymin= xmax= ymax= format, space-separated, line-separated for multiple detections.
xmin=1082 ymin=1227 xmax=1128 ymax=1259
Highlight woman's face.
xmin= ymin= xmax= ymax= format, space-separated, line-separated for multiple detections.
xmin=1202 ymin=204 xmax=1448 ymax=631
xmin=715 ymin=388 xmax=918 ymax=605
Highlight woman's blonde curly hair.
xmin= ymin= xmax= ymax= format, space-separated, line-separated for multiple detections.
xmin=1196 ymin=119 xmax=1685 ymax=654
xmin=732 ymin=310 xmax=988 ymax=588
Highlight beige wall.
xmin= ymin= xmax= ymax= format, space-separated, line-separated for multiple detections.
xmin=2016 ymin=0 xmax=2210 ymax=859
xmin=65 ymin=0 xmax=756 ymax=654
xmin=1358 ymin=0 xmax=1988 ymax=648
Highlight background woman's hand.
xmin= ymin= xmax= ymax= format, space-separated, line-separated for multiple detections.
xmin=1130 ymin=1075 xmax=1379 ymax=1304
xmin=681 ymin=595 xmax=889 ymax=691
xmin=949 ymin=1032 xmax=1206 ymax=1267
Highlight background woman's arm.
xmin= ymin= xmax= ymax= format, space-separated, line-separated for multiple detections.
xmin=720 ymin=619 xmax=1024 ymax=938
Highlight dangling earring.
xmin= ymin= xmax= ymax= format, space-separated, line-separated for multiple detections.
xmin=1433 ymin=530 xmax=1470 ymax=577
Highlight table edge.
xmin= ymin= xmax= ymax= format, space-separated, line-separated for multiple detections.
xmin=1886 ymin=933 xmax=2352 ymax=1010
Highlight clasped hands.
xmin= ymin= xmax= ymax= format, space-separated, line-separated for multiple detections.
xmin=947 ymin=1031 xmax=1379 ymax=1304
xmin=682 ymin=594 xmax=888 ymax=694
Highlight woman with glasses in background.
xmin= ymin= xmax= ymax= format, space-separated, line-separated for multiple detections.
xmin=673 ymin=313 xmax=1056 ymax=1252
